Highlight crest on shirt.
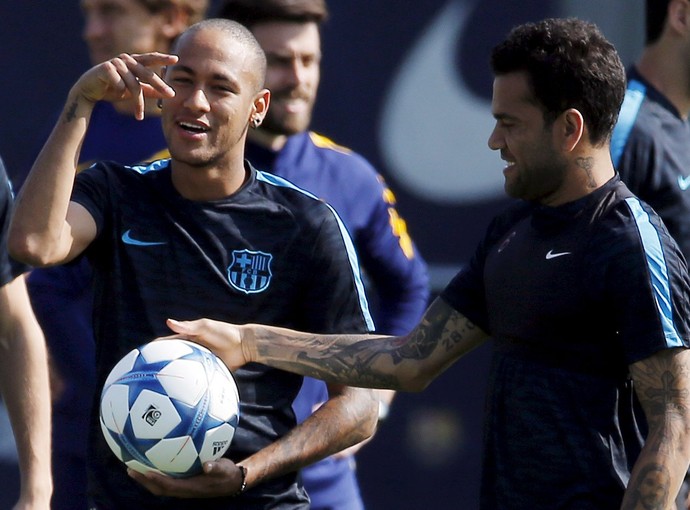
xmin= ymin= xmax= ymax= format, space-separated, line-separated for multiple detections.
xmin=227 ymin=249 xmax=273 ymax=294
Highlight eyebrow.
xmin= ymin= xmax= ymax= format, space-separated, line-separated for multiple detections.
xmin=169 ymin=64 xmax=240 ymax=87
xmin=492 ymin=112 xmax=517 ymax=121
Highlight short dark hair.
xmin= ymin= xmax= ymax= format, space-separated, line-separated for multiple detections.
xmin=646 ymin=0 xmax=671 ymax=44
xmin=172 ymin=18 xmax=268 ymax=89
xmin=217 ymin=0 xmax=328 ymax=28
xmin=490 ymin=17 xmax=625 ymax=146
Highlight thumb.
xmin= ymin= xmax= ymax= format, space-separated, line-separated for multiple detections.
xmin=167 ymin=318 xmax=195 ymax=335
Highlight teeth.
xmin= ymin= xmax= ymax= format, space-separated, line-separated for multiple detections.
xmin=179 ymin=122 xmax=208 ymax=133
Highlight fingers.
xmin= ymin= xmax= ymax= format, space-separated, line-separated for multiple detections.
xmin=79 ymin=52 xmax=178 ymax=118
xmin=116 ymin=53 xmax=177 ymax=120
xmin=166 ymin=318 xmax=247 ymax=370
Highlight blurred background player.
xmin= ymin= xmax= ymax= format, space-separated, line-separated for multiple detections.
xmin=217 ymin=1 xmax=430 ymax=508
xmin=0 ymin=155 xmax=52 ymax=510
xmin=611 ymin=0 xmax=690 ymax=259
xmin=609 ymin=0 xmax=690 ymax=507
xmin=23 ymin=1 xmax=208 ymax=509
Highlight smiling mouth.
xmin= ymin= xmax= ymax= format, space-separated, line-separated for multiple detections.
xmin=178 ymin=121 xmax=210 ymax=134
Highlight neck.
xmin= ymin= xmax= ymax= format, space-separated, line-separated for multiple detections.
xmin=637 ymin=43 xmax=690 ymax=119
xmin=170 ymin=156 xmax=249 ymax=201
xmin=544 ymin=148 xmax=615 ymax=207
xmin=247 ymin=128 xmax=290 ymax=152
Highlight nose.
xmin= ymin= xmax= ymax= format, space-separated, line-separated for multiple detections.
xmin=284 ymin=59 xmax=308 ymax=87
xmin=184 ymin=88 xmax=211 ymax=112
xmin=487 ymin=124 xmax=502 ymax=151
xmin=82 ymin=13 xmax=105 ymax=43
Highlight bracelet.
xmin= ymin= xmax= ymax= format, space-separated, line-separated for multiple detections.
xmin=234 ymin=465 xmax=248 ymax=496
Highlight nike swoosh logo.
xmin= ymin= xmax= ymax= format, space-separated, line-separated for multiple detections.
xmin=545 ymin=250 xmax=572 ymax=260
xmin=678 ymin=175 xmax=690 ymax=191
xmin=380 ymin=1 xmax=501 ymax=203
xmin=121 ymin=229 xmax=166 ymax=246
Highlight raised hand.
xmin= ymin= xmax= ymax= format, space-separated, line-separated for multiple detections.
xmin=74 ymin=52 xmax=178 ymax=120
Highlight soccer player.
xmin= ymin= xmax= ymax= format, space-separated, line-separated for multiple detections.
xmin=9 ymin=18 xmax=378 ymax=509
xmin=25 ymin=2 xmax=208 ymax=509
xmin=218 ymin=1 xmax=429 ymax=508
xmin=158 ymin=18 xmax=690 ymax=509
xmin=611 ymin=0 xmax=690 ymax=260
xmin=609 ymin=1 xmax=690 ymax=506
xmin=0 ymin=156 xmax=52 ymax=510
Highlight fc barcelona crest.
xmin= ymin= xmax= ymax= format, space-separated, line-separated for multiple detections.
xmin=228 ymin=249 xmax=273 ymax=294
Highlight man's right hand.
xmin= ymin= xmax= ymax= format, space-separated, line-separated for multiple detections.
xmin=73 ymin=52 xmax=178 ymax=120
xmin=163 ymin=318 xmax=250 ymax=370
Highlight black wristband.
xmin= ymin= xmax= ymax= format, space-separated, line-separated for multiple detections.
xmin=234 ymin=465 xmax=248 ymax=496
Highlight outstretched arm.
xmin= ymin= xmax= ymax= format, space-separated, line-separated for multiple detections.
xmin=8 ymin=52 xmax=177 ymax=267
xmin=165 ymin=297 xmax=489 ymax=392
xmin=0 ymin=274 xmax=52 ymax=510
xmin=621 ymin=348 xmax=690 ymax=509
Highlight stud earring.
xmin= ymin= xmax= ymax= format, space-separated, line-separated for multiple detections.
xmin=251 ymin=117 xmax=261 ymax=128
xmin=156 ymin=98 xmax=163 ymax=109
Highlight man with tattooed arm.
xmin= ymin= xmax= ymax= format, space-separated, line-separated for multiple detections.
xmin=160 ymin=18 xmax=690 ymax=510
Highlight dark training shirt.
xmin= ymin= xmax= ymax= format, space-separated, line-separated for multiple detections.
xmin=74 ymin=159 xmax=373 ymax=510
xmin=442 ymin=176 xmax=690 ymax=509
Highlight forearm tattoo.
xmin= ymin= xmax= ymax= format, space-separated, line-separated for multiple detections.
xmin=623 ymin=463 xmax=671 ymax=510
xmin=260 ymin=300 xmax=480 ymax=390
xmin=64 ymin=101 xmax=79 ymax=123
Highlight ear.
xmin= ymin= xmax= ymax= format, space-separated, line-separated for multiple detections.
xmin=251 ymin=88 xmax=271 ymax=123
xmin=557 ymin=108 xmax=584 ymax=152
xmin=159 ymin=4 xmax=190 ymax=41
xmin=668 ymin=0 xmax=690 ymax=36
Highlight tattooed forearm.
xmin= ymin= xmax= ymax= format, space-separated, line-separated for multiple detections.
xmin=279 ymin=336 xmax=403 ymax=389
xmin=632 ymin=350 xmax=690 ymax=425
xmin=256 ymin=298 xmax=487 ymax=391
xmin=643 ymin=371 xmax=688 ymax=419
xmin=622 ymin=348 xmax=690 ymax=509
xmin=622 ymin=463 xmax=671 ymax=510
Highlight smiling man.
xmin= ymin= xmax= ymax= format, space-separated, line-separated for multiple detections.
xmin=24 ymin=3 xmax=209 ymax=509
xmin=10 ymin=19 xmax=378 ymax=509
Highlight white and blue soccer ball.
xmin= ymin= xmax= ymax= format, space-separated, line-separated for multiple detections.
xmin=99 ymin=339 xmax=240 ymax=477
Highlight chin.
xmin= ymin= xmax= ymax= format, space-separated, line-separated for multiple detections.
xmin=264 ymin=115 xmax=311 ymax=136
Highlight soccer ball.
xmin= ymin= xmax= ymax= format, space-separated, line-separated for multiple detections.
xmin=99 ymin=339 xmax=240 ymax=477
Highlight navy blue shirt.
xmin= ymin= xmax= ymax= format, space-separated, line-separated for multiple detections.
xmin=612 ymin=67 xmax=690 ymax=260
xmin=247 ymin=132 xmax=429 ymax=510
xmin=441 ymin=177 xmax=690 ymax=509
xmin=73 ymin=159 xmax=373 ymax=510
